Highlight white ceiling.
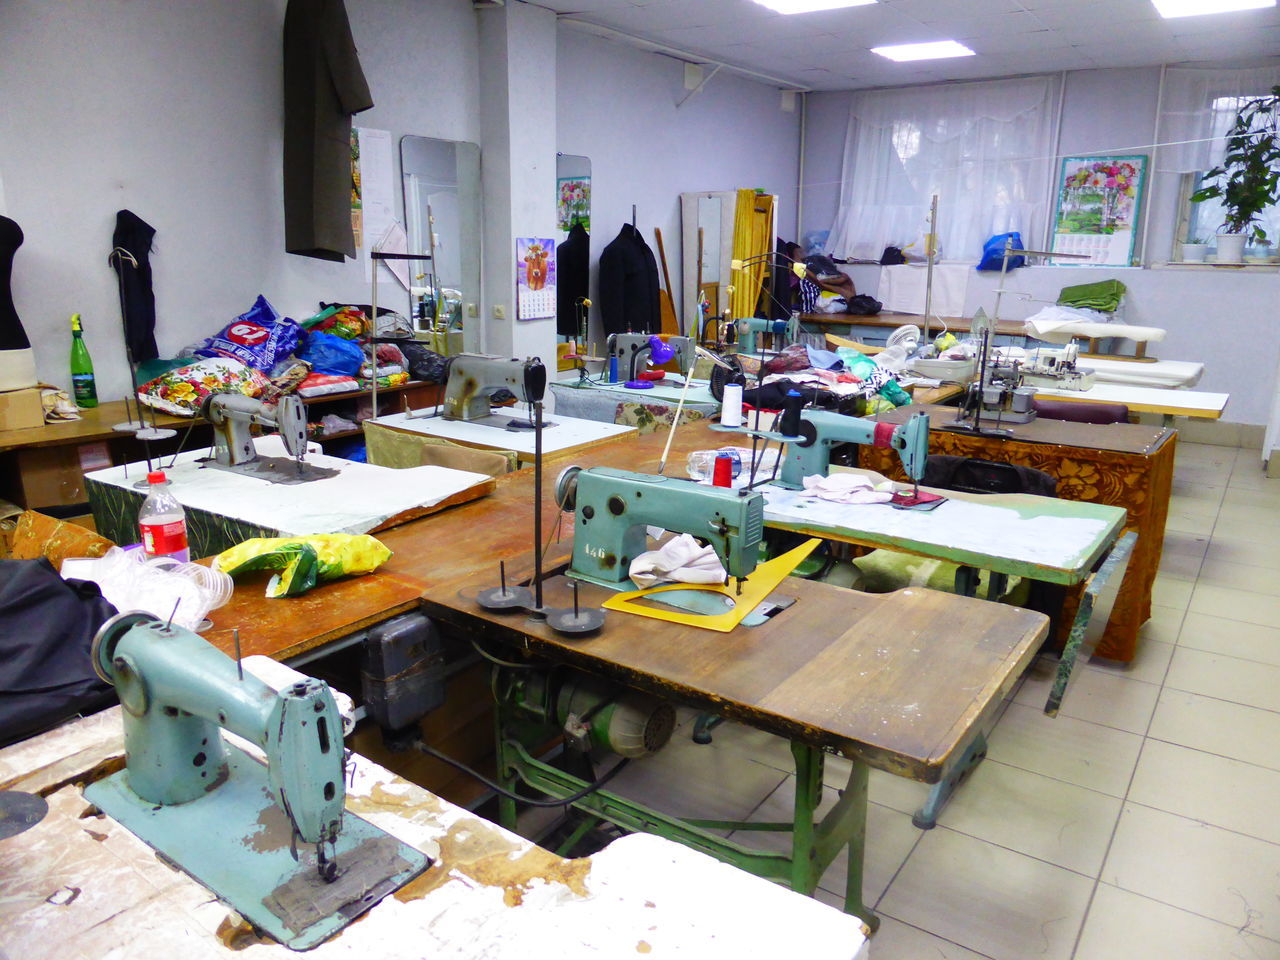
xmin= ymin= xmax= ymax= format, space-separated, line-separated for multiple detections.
xmin=542 ymin=0 xmax=1280 ymax=91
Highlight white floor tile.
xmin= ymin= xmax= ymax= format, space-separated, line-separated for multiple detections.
xmin=1015 ymin=659 xmax=1159 ymax=734
xmin=860 ymin=914 xmax=996 ymax=960
xmin=1178 ymin=611 xmax=1280 ymax=667
xmin=987 ymin=702 xmax=1144 ymax=798
xmin=936 ymin=759 xmax=1121 ymax=877
xmin=879 ymin=828 xmax=1094 ymax=960
xmin=1208 ymin=517 xmax=1280 ymax=547
xmin=1129 ymin=740 xmax=1280 ymax=845
xmin=1189 ymin=582 xmax=1280 ymax=629
xmin=1089 ymin=636 xmax=1174 ymax=686
xmin=1149 ymin=688 xmax=1280 ymax=772
xmin=1165 ymin=646 xmax=1280 ymax=713
xmin=1103 ymin=803 xmax=1280 ymax=941
xmin=1074 ymin=883 xmax=1280 ymax=960
xmin=1206 ymin=535 xmax=1280 ymax=568
xmin=1195 ymin=558 xmax=1280 ymax=597
xmin=1151 ymin=575 xmax=1195 ymax=610
xmin=1217 ymin=500 xmax=1280 ymax=528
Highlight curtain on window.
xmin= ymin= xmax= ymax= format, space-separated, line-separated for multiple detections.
xmin=1157 ymin=64 xmax=1280 ymax=174
xmin=826 ymin=76 xmax=1059 ymax=263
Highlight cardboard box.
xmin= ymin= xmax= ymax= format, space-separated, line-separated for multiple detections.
xmin=0 ymin=388 xmax=44 ymax=431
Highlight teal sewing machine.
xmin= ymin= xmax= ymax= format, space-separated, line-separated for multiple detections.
xmin=438 ymin=352 xmax=546 ymax=424
xmin=778 ymin=409 xmax=930 ymax=491
xmin=735 ymin=314 xmax=799 ymax=355
xmin=84 ymin=613 xmax=430 ymax=950
xmin=555 ymin=466 xmax=764 ymax=590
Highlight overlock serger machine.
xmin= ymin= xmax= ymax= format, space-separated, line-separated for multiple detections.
xmin=83 ymin=612 xmax=431 ymax=950
xmin=438 ymin=352 xmax=547 ymax=426
xmin=778 ymin=409 xmax=930 ymax=491
xmin=555 ymin=465 xmax=764 ymax=591
xmin=201 ymin=393 xmax=338 ymax=484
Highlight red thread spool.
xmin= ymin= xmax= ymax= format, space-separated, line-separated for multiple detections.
xmin=712 ymin=453 xmax=734 ymax=488
xmin=873 ymin=421 xmax=897 ymax=448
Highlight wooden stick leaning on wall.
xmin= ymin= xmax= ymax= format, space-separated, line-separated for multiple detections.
xmin=654 ymin=227 xmax=679 ymax=336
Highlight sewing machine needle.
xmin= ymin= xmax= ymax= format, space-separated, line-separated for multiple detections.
xmin=233 ymin=628 xmax=243 ymax=681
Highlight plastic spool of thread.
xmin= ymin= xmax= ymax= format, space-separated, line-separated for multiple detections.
xmin=712 ymin=453 xmax=734 ymax=487
xmin=780 ymin=389 xmax=804 ymax=436
xmin=608 ymin=356 xmax=618 ymax=383
xmin=720 ymin=383 xmax=744 ymax=427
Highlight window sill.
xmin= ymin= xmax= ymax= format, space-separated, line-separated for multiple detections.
xmin=1152 ymin=261 xmax=1279 ymax=273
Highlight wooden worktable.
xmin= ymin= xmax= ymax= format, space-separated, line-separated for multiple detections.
xmin=863 ymin=404 xmax=1175 ymax=661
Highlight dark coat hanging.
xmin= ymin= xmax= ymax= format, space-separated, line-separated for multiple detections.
xmin=556 ymin=223 xmax=590 ymax=338
xmin=0 ymin=216 xmax=30 ymax=352
xmin=283 ymin=0 xmax=374 ymax=262
xmin=111 ymin=210 xmax=160 ymax=362
xmin=598 ymin=223 xmax=660 ymax=335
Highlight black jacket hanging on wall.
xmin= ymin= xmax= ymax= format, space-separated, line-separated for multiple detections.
xmin=556 ymin=223 xmax=590 ymax=338
xmin=111 ymin=210 xmax=160 ymax=362
xmin=283 ymin=0 xmax=374 ymax=262
xmin=0 ymin=216 xmax=30 ymax=352
xmin=598 ymin=223 xmax=660 ymax=335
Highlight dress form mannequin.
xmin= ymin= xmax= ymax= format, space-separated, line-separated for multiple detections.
xmin=0 ymin=216 xmax=39 ymax=391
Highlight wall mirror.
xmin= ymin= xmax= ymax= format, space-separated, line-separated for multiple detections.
xmin=400 ymin=135 xmax=481 ymax=354
xmin=680 ymin=191 xmax=736 ymax=335
xmin=555 ymin=154 xmax=592 ymax=351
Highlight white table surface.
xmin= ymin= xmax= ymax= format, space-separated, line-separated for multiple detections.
xmin=1034 ymin=382 xmax=1229 ymax=417
xmin=85 ymin=436 xmax=490 ymax=537
xmin=371 ymin=411 xmax=637 ymax=455
xmin=555 ymin=372 xmax=719 ymax=405
xmin=0 ymin=710 xmax=869 ymax=960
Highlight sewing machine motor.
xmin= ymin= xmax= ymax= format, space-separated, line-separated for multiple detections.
xmin=83 ymin=612 xmax=431 ymax=950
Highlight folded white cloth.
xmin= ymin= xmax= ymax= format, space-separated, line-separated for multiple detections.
xmin=629 ymin=533 xmax=727 ymax=589
xmin=798 ymin=474 xmax=894 ymax=505
xmin=1024 ymin=306 xmax=1165 ymax=345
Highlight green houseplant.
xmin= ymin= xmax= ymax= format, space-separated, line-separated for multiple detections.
xmin=1191 ymin=84 xmax=1280 ymax=263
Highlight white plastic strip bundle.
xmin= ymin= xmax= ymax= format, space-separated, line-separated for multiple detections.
xmin=61 ymin=547 xmax=234 ymax=632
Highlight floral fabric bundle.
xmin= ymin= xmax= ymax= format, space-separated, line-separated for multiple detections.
xmin=136 ymin=357 xmax=268 ymax=417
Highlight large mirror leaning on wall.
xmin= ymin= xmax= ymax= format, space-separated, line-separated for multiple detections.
xmin=680 ymin=191 xmax=735 ymax=341
xmin=399 ymin=135 xmax=482 ymax=355
xmin=555 ymin=154 xmax=591 ymax=366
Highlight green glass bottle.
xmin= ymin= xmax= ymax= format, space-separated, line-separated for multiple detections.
xmin=69 ymin=313 xmax=98 ymax=408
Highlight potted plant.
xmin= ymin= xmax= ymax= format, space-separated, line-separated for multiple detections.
xmin=1181 ymin=236 xmax=1210 ymax=262
xmin=1191 ymin=85 xmax=1280 ymax=264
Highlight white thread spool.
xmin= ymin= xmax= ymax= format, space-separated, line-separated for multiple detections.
xmin=720 ymin=383 xmax=744 ymax=427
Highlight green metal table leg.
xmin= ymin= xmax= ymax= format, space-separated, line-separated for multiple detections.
xmin=555 ymin=814 xmax=601 ymax=857
xmin=987 ymin=571 xmax=1009 ymax=601
xmin=692 ymin=713 xmax=724 ymax=744
xmin=789 ymin=741 xmax=823 ymax=895
xmin=1046 ymin=530 xmax=1137 ymax=716
xmin=838 ymin=760 xmax=877 ymax=933
xmin=954 ymin=565 xmax=980 ymax=597
xmin=912 ymin=732 xmax=987 ymax=830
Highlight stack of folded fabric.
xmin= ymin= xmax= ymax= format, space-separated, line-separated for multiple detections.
xmin=1057 ymin=279 xmax=1126 ymax=313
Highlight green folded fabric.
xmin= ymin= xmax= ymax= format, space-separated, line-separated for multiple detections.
xmin=1057 ymin=279 xmax=1127 ymax=313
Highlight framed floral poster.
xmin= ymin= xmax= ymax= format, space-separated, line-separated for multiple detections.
xmin=1051 ymin=156 xmax=1147 ymax=265
xmin=557 ymin=177 xmax=591 ymax=233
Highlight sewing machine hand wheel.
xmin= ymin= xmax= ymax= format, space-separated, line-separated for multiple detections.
xmin=555 ymin=464 xmax=582 ymax=512
xmin=91 ymin=611 xmax=163 ymax=683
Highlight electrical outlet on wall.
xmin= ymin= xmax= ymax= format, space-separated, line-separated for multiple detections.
xmin=493 ymin=304 xmax=506 ymax=320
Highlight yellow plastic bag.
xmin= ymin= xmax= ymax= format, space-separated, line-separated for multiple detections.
xmin=214 ymin=534 xmax=392 ymax=598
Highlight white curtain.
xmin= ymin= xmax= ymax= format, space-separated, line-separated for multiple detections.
xmin=1157 ymin=64 xmax=1280 ymax=173
xmin=827 ymin=76 xmax=1060 ymax=263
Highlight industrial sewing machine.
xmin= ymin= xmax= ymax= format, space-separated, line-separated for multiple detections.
xmin=435 ymin=352 xmax=547 ymax=427
xmin=83 ymin=612 xmax=431 ymax=950
xmin=606 ymin=333 xmax=695 ymax=381
xmin=1013 ymin=342 xmax=1097 ymax=391
xmin=778 ymin=409 xmax=930 ymax=491
xmin=201 ymin=393 xmax=339 ymax=484
xmin=734 ymin=313 xmax=800 ymax=355
xmin=555 ymin=465 xmax=764 ymax=591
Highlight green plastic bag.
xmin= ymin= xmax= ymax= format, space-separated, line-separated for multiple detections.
xmin=214 ymin=534 xmax=392 ymax=598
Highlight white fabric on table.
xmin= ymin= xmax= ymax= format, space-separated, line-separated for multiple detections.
xmin=877 ymin=263 xmax=969 ymax=317
xmin=629 ymin=533 xmax=727 ymax=588
xmin=1085 ymin=357 xmax=1204 ymax=388
xmin=1024 ymin=305 xmax=1165 ymax=345
xmin=798 ymin=473 xmax=894 ymax=505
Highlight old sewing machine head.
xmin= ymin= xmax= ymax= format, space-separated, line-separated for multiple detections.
xmin=606 ymin=333 xmax=695 ymax=383
xmin=734 ymin=314 xmax=799 ymax=355
xmin=441 ymin=352 xmax=547 ymax=426
xmin=778 ymin=409 xmax=930 ymax=491
xmin=555 ymin=466 xmax=764 ymax=589
xmin=83 ymin=612 xmax=430 ymax=950
xmin=201 ymin=393 xmax=339 ymax=484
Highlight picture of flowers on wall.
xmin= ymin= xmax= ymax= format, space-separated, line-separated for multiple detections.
xmin=557 ymin=177 xmax=591 ymax=233
xmin=1051 ymin=155 xmax=1147 ymax=265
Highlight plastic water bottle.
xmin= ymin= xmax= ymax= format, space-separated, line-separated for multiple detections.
xmin=138 ymin=471 xmax=190 ymax=563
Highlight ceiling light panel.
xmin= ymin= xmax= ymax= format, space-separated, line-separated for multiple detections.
xmin=752 ymin=0 xmax=876 ymax=13
xmin=871 ymin=39 xmax=977 ymax=61
xmin=1152 ymin=0 xmax=1275 ymax=17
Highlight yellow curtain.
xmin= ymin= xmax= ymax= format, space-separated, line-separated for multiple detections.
xmin=730 ymin=189 xmax=774 ymax=320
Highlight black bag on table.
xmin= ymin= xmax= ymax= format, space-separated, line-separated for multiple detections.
xmin=0 ymin=558 xmax=118 ymax=748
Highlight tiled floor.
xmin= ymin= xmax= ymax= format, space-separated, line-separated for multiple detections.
xmin=607 ymin=441 xmax=1280 ymax=960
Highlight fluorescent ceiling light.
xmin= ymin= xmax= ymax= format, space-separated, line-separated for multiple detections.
xmin=752 ymin=0 xmax=876 ymax=13
xmin=871 ymin=40 xmax=976 ymax=62
xmin=1152 ymin=0 xmax=1274 ymax=17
